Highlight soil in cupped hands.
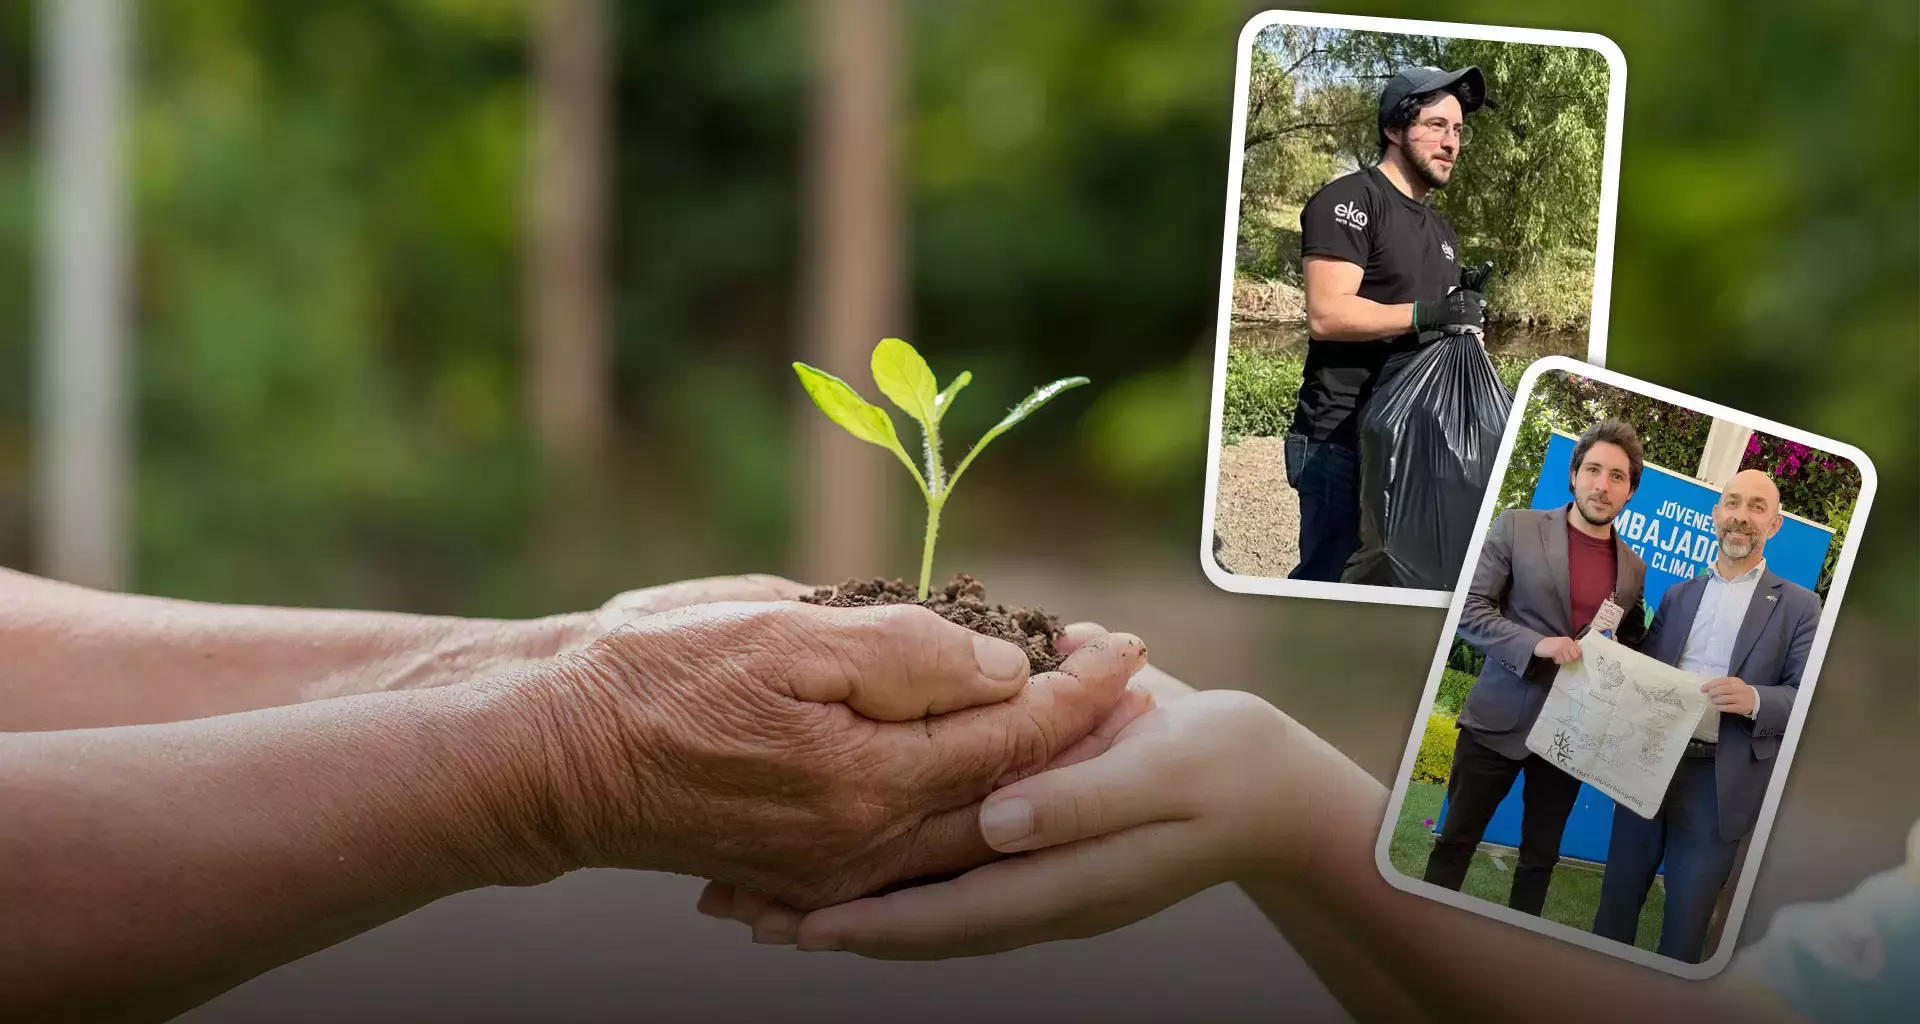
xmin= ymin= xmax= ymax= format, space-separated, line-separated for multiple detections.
xmin=799 ymin=573 xmax=1065 ymax=673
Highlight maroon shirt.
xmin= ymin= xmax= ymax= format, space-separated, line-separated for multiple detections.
xmin=1567 ymin=519 xmax=1617 ymax=634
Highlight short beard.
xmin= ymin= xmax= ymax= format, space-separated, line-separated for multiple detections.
xmin=1410 ymin=148 xmax=1452 ymax=190
xmin=1575 ymin=495 xmax=1615 ymax=527
xmin=1720 ymin=531 xmax=1755 ymax=559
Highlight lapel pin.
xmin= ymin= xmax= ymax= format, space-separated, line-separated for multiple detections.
xmin=1766 ymin=594 xmax=1777 ymax=602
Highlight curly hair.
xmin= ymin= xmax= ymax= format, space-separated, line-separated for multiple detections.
xmin=1569 ymin=418 xmax=1646 ymax=494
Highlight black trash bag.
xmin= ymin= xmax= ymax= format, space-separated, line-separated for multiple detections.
xmin=1341 ymin=332 xmax=1512 ymax=589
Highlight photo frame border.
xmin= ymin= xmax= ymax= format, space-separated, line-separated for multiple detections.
xmin=1199 ymin=10 xmax=1629 ymax=607
xmin=1370 ymin=354 xmax=1880 ymax=980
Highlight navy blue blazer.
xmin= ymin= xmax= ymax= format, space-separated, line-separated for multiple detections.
xmin=1640 ymin=567 xmax=1821 ymax=842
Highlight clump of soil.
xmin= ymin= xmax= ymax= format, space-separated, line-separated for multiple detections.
xmin=799 ymin=573 xmax=1065 ymax=673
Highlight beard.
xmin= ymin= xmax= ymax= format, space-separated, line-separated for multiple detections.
xmin=1575 ymin=492 xmax=1616 ymax=527
xmin=1410 ymin=147 xmax=1454 ymax=189
xmin=1719 ymin=527 xmax=1757 ymax=559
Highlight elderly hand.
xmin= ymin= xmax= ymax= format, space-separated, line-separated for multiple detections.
xmin=588 ymin=574 xmax=813 ymax=634
xmin=493 ymin=602 xmax=1149 ymax=911
xmin=701 ymin=648 xmax=1383 ymax=958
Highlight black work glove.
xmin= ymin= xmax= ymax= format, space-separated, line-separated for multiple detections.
xmin=1413 ymin=288 xmax=1486 ymax=333
xmin=1460 ymin=260 xmax=1494 ymax=292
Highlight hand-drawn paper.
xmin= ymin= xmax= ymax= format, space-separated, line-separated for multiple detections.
xmin=1525 ymin=633 xmax=1713 ymax=818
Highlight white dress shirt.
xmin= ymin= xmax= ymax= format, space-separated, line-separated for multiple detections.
xmin=1680 ymin=559 xmax=1767 ymax=743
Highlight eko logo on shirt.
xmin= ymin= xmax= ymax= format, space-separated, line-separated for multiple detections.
xmin=1333 ymin=201 xmax=1368 ymax=230
xmin=1441 ymin=241 xmax=1455 ymax=261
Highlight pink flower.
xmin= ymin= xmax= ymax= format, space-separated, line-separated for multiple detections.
xmin=1423 ymin=818 xmax=1436 ymax=827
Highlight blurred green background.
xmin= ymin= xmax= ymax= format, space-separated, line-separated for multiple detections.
xmin=0 ymin=0 xmax=1913 ymax=961
xmin=0 ymin=0 xmax=1910 ymax=618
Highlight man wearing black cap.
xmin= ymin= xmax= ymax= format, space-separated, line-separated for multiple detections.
xmin=1284 ymin=65 xmax=1492 ymax=582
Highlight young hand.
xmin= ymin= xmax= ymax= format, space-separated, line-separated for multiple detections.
xmin=1533 ymin=635 xmax=1582 ymax=665
xmin=1701 ymin=676 xmax=1757 ymax=716
xmin=701 ymin=648 xmax=1383 ymax=958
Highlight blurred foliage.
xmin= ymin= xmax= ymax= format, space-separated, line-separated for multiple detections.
xmin=1239 ymin=25 xmax=1609 ymax=327
xmin=0 ymin=1 xmax=1908 ymax=626
xmin=0 ymin=4 xmax=30 ymax=562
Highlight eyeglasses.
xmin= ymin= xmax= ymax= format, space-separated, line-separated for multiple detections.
xmin=1414 ymin=117 xmax=1471 ymax=146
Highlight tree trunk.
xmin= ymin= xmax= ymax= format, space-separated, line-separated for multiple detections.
xmin=34 ymin=0 xmax=130 ymax=590
xmin=527 ymin=0 xmax=610 ymax=469
xmin=798 ymin=0 xmax=901 ymax=585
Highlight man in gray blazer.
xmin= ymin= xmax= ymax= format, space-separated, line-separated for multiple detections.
xmin=1593 ymin=468 xmax=1821 ymax=963
xmin=1423 ymin=419 xmax=1650 ymax=915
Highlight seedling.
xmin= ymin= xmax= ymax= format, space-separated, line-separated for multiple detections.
xmin=794 ymin=338 xmax=1088 ymax=600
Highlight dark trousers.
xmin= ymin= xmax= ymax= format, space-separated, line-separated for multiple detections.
xmin=1593 ymin=753 xmax=1742 ymax=963
xmin=1423 ymin=728 xmax=1584 ymax=916
xmin=1284 ymin=433 xmax=1360 ymax=582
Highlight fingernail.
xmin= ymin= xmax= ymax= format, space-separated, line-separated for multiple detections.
xmin=974 ymin=635 xmax=1028 ymax=682
xmin=980 ymin=796 xmax=1033 ymax=849
xmin=796 ymin=936 xmax=842 ymax=952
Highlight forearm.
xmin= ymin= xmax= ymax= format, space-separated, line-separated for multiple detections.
xmin=0 ymin=679 xmax=561 ymax=1021
xmin=1237 ymin=877 xmax=1432 ymax=1023
xmin=0 ymin=567 xmax=592 ymax=730
xmin=1244 ymin=781 xmax=1784 ymax=1023
xmin=1306 ymin=292 xmax=1415 ymax=341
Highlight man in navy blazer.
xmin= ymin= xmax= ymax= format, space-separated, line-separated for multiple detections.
xmin=1424 ymin=419 xmax=1650 ymax=915
xmin=1592 ymin=469 xmax=1822 ymax=963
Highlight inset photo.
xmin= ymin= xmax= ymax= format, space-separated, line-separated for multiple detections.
xmin=1201 ymin=12 xmax=1627 ymax=606
xmin=1377 ymin=357 xmax=1876 ymax=979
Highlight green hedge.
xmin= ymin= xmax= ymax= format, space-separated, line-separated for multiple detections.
xmin=1435 ymin=668 xmax=1478 ymax=716
xmin=1414 ymin=711 xmax=1460 ymax=784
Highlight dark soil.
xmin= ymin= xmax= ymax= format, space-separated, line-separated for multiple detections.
xmin=799 ymin=573 xmax=1065 ymax=673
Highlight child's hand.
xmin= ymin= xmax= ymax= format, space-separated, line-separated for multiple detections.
xmin=700 ymin=643 xmax=1381 ymax=958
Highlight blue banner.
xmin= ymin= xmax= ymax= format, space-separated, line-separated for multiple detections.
xmin=1449 ymin=431 xmax=1836 ymax=865
xmin=1529 ymin=431 xmax=1833 ymax=611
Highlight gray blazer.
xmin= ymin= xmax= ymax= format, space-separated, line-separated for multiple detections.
xmin=1640 ymin=568 xmax=1820 ymax=842
xmin=1456 ymin=504 xmax=1650 ymax=759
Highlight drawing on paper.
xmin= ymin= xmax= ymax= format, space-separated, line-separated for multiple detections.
xmin=1525 ymin=633 xmax=1713 ymax=818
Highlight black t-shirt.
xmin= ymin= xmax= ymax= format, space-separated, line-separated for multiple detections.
xmin=1289 ymin=166 xmax=1463 ymax=447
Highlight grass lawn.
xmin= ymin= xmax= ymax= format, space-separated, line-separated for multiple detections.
xmin=1388 ymin=782 xmax=1665 ymax=952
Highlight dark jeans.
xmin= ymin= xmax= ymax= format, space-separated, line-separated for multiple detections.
xmin=1423 ymin=728 xmax=1584 ymax=916
xmin=1593 ymin=753 xmax=1742 ymax=962
xmin=1283 ymin=433 xmax=1360 ymax=582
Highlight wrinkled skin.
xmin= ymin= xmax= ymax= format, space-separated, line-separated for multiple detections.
xmin=516 ymin=600 xmax=1149 ymax=911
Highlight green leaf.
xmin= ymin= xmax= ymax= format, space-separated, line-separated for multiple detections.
xmin=947 ymin=375 xmax=1089 ymax=491
xmin=870 ymin=338 xmax=940 ymax=430
xmin=933 ymin=370 xmax=972 ymax=422
xmin=792 ymin=361 xmax=928 ymax=495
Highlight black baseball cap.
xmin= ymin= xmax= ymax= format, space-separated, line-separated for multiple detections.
xmin=1377 ymin=65 xmax=1487 ymax=125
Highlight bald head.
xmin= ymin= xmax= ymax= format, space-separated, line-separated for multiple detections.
xmin=1713 ymin=469 xmax=1783 ymax=568
xmin=1724 ymin=469 xmax=1781 ymax=509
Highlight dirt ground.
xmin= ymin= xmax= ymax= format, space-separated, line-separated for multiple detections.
xmin=1211 ymin=436 xmax=1299 ymax=578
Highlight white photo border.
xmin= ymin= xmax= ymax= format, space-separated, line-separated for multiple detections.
xmin=1199 ymin=10 xmax=1629 ymax=607
xmin=1370 ymin=354 xmax=1880 ymax=980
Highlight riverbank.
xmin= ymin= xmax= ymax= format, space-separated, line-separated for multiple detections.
xmin=1230 ymin=253 xmax=1595 ymax=333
